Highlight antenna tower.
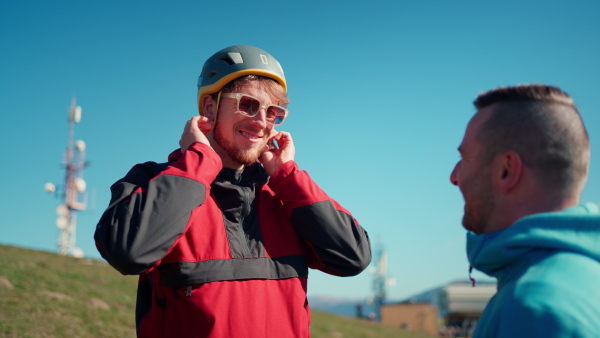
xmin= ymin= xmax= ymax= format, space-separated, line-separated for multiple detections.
xmin=45 ymin=99 xmax=88 ymax=257
xmin=370 ymin=239 xmax=396 ymax=321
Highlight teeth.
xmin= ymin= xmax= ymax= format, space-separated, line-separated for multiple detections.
xmin=240 ymin=131 xmax=259 ymax=140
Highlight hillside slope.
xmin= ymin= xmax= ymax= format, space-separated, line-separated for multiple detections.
xmin=0 ymin=244 xmax=433 ymax=337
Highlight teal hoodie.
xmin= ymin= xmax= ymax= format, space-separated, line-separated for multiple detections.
xmin=467 ymin=203 xmax=600 ymax=337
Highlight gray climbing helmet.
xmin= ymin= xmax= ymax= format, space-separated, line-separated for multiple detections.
xmin=197 ymin=45 xmax=287 ymax=115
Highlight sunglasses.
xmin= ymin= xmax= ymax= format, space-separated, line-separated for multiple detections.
xmin=221 ymin=93 xmax=288 ymax=125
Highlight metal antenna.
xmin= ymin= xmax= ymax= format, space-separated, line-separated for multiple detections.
xmin=45 ymin=98 xmax=88 ymax=257
xmin=368 ymin=237 xmax=396 ymax=321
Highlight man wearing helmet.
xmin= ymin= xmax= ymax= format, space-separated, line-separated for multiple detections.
xmin=94 ymin=45 xmax=371 ymax=337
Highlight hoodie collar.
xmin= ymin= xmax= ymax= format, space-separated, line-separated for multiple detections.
xmin=467 ymin=203 xmax=600 ymax=282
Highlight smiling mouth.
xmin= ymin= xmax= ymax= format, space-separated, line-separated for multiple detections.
xmin=239 ymin=130 xmax=263 ymax=142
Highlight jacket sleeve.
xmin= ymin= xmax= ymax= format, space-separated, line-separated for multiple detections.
xmin=94 ymin=142 xmax=222 ymax=275
xmin=268 ymin=161 xmax=372 ymax=277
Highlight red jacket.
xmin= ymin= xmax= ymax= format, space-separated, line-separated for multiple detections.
xmin=95 ymin=142 xmax=371 ymax=337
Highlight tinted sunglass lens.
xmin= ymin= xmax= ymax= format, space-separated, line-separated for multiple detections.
xmin=239 ymin=95 xmax=260 ymax=115
xmin=268 ymin=107 xmax=286 ymax=125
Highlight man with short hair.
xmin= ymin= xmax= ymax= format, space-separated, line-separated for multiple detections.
xmin=450 ymin=84 xmax=600 ymax=337
xmin=94 ymin=45 xmax=371 ymax=337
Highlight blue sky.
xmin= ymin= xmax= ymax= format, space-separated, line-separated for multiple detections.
xmin=1 ymin=1 xmax=599 ymax=303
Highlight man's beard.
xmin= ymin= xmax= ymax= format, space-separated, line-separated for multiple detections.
xmin=462 ymin=173 xmax=494 ymax=234
xmin=213 ymin=122 xmax=268 ymax=167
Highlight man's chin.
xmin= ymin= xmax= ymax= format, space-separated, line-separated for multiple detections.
xmin=462 ymin=220 xmax=485 ymax=234
xmin=232 ymin=148 xmax=263 ymax=167
xmin=463 ymin=224 xmax=476 ymax=233
xmin=462 ymin=214 xmax=476 ymax=233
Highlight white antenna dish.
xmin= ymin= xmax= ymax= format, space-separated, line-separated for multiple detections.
xmin=56 ymin=204 xmax=69 ymax=216
xmin=74 ymin=178 xmax=87 ymax=193
xmin=44 ymin=182 xmax=56 ymax=193
xmin=56 ymin=216 xmax=68 ymax=230
xmin=75 ymin=140 xmax=86 ymax=152
xmin=69 ymin=105 xmax=82 ymax=123
xmin=71 ymin=248 xmax=84 ymax=258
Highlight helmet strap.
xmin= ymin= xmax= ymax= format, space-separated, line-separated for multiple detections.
xmin=203 ymin=90 xmax=222 ymax=134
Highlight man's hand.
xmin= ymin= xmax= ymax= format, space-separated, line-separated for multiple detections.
xmin=179 ymin=116 xmax=213 ymax=153
xmin=260 ymin=131 xmax=295 ymax=176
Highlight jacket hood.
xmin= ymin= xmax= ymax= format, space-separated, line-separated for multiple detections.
xmin=467 ymin=203 xmax=600 ymax=278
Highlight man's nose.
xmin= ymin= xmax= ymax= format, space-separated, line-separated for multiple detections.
xmin=249 ymin=107 xmax=268 ymax=128
xmin=450 ymin=163 xmax=459 ymax=186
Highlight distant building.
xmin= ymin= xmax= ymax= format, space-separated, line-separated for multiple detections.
xmin=381 ymin=280 xmax=496 ymax=336
xmin=381 ymin=302 xmax=439 ymax=335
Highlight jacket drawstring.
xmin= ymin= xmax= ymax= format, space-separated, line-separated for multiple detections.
xmin=469 ymin=265 xmax=476 ymax=287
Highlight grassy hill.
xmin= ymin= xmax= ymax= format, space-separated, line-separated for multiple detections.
xmin=0 ymin=244 xmax=435 ymax=338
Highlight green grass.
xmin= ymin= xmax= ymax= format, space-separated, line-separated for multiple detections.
xmin=311 ymin=311 xmax=436 ymax=338
xmin=0 ymin=244 xmax=435 ymax=338
xmin=0 ymin=244 xmax=136 ymax=337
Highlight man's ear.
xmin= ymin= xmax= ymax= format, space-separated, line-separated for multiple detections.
xmin=495 ymin=151 xmax=523 ymax=194
xmin=201 ymin=95 xmax=217 ymax=122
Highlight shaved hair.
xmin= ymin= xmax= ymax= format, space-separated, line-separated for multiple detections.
xmin=474 ymin=84 xmax=590 ymax=197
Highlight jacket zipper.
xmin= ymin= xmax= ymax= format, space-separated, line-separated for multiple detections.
xmin=238 ymin=187 xmax=252 ymax=256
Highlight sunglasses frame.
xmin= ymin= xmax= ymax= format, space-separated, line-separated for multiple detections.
xmin=221 ymin=92 xmax=288 ymax=126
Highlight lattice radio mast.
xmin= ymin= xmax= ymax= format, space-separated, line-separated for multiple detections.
xmin=369 ymin=239 xmax=396 ymax=321
xmin=45 ymin=99 xmax=88 ymax=257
